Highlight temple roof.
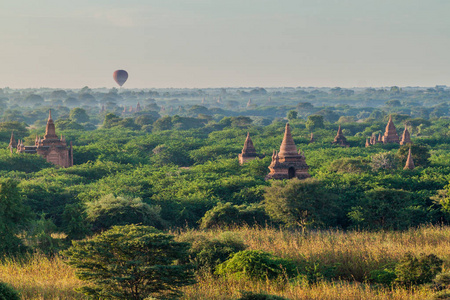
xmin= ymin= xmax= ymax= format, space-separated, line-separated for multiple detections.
xmin=278 ymin=123 xmax=298 ymax=157
xmin=404 ymin=148 xmax=415 ymax=170
xmin=44 ymin=110 xmax=58 ymax=140
xmin=385 ymin=115 xmax=398 ymax=135
xmin=241 ymin=132 xmax=257 ymax=156
xmin=400 ymin=126 xmax=412 ymax=145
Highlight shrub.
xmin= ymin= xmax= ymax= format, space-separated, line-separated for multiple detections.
xmin=86 ymin=194 xmax=166 ymax=232
xmin=237 ymin=291 xmax=288 ymax=300
xmin=199 ymin=202 xmax=269 ymax=229
xmin=433 ymin=290 xmax=450 ymax=300
xmin=369 ymin=266 xmax=397 ymax=285
xmin=395 ymin=253 xmax=443 ymax=285
xmin=432 ymin=272 xmax=450 ymax=291
xmin=182 ymin=232 xmax=247 ymax=272
xmin=215 ymin=250 xmax=297 ymax=280
xmin=0 ymin=281 xmax=20 ymax=300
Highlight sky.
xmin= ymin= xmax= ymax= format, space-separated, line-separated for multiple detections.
xmin=1 ymin=0 xmax=450 ymax=89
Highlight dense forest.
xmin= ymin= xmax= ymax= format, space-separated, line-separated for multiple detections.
xmin=2 ymin=85 xmax=450 ymax=299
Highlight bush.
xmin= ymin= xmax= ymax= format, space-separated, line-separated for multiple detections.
xmin=433 ymin=290 xmax=450 ymax=300
xmin=215 ymin=250 xmax=297 ymax=280
xmin=237 ymin=291 xmax=288 ymax=300
xmin=0 ymin=281 xmax=20 ymax=300
xmin=182 ymin=232 xmax=247 ymax=272
xmin=199 ymin=202 xmax=269 ymax=229
xmin=395 ymin=253 xmax=443 ymax=285
xmin=86 ymin=194 xmax=166 ymax=232
xmin=432 ymin=272 xmax=450 ymax=291
xmin=369 ymin=266 xmax=397 ymax=285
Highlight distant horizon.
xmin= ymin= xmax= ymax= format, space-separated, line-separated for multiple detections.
xmin=1 ymin=84 xmax=448 ymax=90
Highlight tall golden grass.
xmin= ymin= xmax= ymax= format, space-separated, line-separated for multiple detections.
xmin=2 ymin=225 xmax=450 ymax=299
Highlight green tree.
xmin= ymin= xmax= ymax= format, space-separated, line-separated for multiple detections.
xmin=305 ymin=115 xmax=324 ymax=131
xmin=63 ymin=224 xmax=195 ymax=300
xmin=102 ymin=113 xmax=122 ymax=128
xmin=287 ymin=110 xmax=298 ymax=121
xmin=0 ymin=179 xmax=31 ymax=255
xmin=86 ymin=194 xmax=166 ymax=232
xmin=348 ymin=188 xmax=415 ymax=230
xmin=264 ymin=178 xmax=336 ymax=233
xmin=69 ymin=108 xmax=90 ymax=123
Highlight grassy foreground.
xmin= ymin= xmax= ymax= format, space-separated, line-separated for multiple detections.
xmin=2 ymin=225 xmax=450 ymax=299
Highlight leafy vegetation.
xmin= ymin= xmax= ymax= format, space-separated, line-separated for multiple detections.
xmin=1 ymin=86 xmax=450 ymax=298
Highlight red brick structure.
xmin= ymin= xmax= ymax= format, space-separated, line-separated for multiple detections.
xmin=332 ymin=125 xmax=349 ymax=147
xmin=265 ymin=123 xmax=310 ymax=180
xmin=16 ymin=110 xmax=73 ymax=168
xmin=400 ymin=125 xmax=412 ymax=145
xmin=382 ymin=115 xmax=400 ymax=144
xmin=404 ymin=148 xmax=415 ymax=170
xmin=238 ymin=132 xmax=259 ymax=164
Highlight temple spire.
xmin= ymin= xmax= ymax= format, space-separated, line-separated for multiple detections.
xmin=332 ymin=125 xmax=349 ymax=147
xmin=382 ymin=115 xmax=399 ymax=144
xmin=400 ymin=125 xmax=412 ymax=145
xmin=8 ymin=131 xmax=17 ymax=149
xmin=404 ymin=148 xmax=415 ymax=170
xmin=279 ymin=123 xmax=297 ymax=157
xmin=238 ymin=132 xmax=260 ymax=164
xmin=44 ymin=110 xmax=58 ymax=139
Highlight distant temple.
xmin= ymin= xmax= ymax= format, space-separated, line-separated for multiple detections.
xmin=382 ymin=115 xmax=399 ymax=144
xmin=400 ymin=125 xmax=412 ymax=145
xmin=265 ymin=123 xmax=310 ymax=180
xmin=13 ymin=110 xmax=73 ymax=168
xmin=366 ymin=116 xmax=402 ymax=147
xmin=238 ymin=132 xmax=260 ymax=164
xmin=121 ymin=103 xmax=142 ymax=114
xmin=332 ymin=125 xmax=349 ymax=147
xmin=404 ymin=148 xmax=415 ymax=170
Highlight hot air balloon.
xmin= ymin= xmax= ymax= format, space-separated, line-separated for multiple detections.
xmin=113 ymin=70 xmax=128 ymax=87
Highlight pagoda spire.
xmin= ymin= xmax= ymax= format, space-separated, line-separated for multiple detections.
xmin=382 ymin=115 xmax=399 ymax=144
xmin=332 ymin=125 xmax=349 ymax=147
xmin=238 ymin=132 xmax=259 ymax=164
xmin=44 ymin=109 xmax=58 ymax=140
xmin=400 ymin=125 xmax=412 ymax=145
xmin=242 ymin=132 xmax=257 ymax=155
xmin=8 ymin=131 xmax=17 ymax=149
xmin=404 ymin=148 xmax=415 ymax=170
xmin=278 ymin=123 xmax=297 ymax=157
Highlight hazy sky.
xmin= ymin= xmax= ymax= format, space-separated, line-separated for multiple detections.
xmin=1 ymin=0 xmax=450 ymax=88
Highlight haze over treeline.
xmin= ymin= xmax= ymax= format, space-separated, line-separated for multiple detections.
xmin=2 ymin=1 xmax=450 ymax=88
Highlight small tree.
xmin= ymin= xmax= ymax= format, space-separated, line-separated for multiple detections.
xmin=286 ymin=110 xmax=298 ymax=121
xmin=69 ymin=108 xmax=90 ymax=123
xmin=305 ymin=115 xmax=324 ymax=131
xmin=63 ymin=224 xmax=195 ymax=300
xmin=86 ymin=194 xmax=166 ymax=232
xmin=264 ymin=178 xmax=337 ymax=233
xmin=0 ymin=179 xmax=31 ymax=255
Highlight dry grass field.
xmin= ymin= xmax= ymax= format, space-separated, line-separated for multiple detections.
xmin=2 ymin=225 xmax=450 ymax=299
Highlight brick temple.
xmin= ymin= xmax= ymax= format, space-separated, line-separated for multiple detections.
xmin=11 ymin=110 xmax=73 ymax=168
